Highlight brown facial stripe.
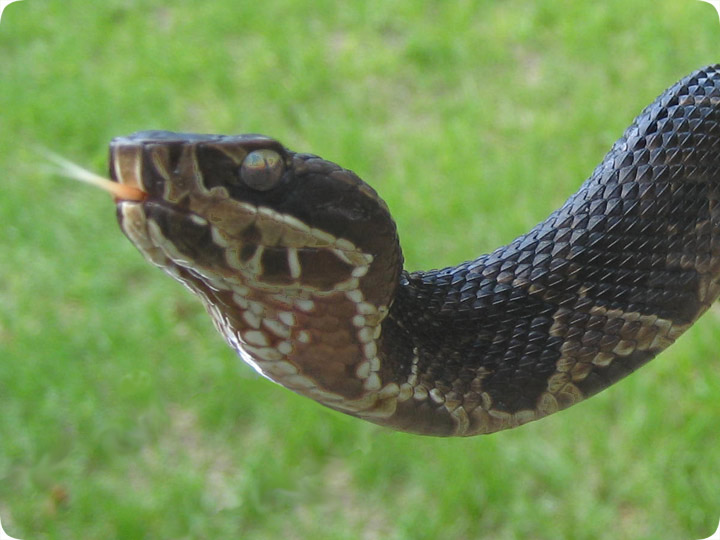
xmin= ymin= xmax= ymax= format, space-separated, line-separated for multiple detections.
xmin=257 ymin=247 xmax=356 ymax=288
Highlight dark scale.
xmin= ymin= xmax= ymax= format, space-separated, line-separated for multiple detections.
xmin=375 ymin=66 xmax=720 ymax=423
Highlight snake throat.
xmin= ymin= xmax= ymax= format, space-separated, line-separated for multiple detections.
xmin=111 ymin=66 xmax=720 ymax=436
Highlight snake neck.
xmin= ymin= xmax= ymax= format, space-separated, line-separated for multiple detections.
xmin=373 ymin=65 xmax=720 ymax=435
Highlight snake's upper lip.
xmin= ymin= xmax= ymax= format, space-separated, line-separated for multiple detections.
xmin=108 ymin=140 xmax=150 ymax=202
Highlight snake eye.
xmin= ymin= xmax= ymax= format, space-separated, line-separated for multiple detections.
xmin=240 ymin=149 xmax=285 ymax=191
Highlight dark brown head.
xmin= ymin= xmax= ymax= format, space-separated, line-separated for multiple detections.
xmin=109 ymin=131 xmax=403 ymax=407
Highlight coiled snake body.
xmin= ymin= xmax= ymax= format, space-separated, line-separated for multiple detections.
xmin=109 ymin=66 xmax=720 ymax=436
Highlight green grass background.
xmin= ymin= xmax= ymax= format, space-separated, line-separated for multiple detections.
xmin=2 ymin=1 xmax=720 ymax=538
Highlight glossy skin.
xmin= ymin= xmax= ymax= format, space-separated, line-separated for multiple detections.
xmin=111 ymin=66 xmax=720 ymax=436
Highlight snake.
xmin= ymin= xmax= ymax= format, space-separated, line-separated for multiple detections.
xmin=102 ymin=66 xmax=720 ymax=437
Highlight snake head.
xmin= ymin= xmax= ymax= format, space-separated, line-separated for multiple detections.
xmin=109 ymin=131 xmax=404 ymax=409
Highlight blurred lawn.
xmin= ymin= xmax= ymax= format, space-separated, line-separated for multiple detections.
xmin=2 ymin=1 xmax=720 ymax=538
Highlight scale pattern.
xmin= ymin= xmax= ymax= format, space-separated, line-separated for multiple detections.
xmin=381 ymin=65 xmax=720 ymax=434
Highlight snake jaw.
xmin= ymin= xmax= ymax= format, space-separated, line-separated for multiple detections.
xmin=119 ymin=202 xmax=401 ymax=416
xmin=109 ymin=131 xmax=406 ymax=421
